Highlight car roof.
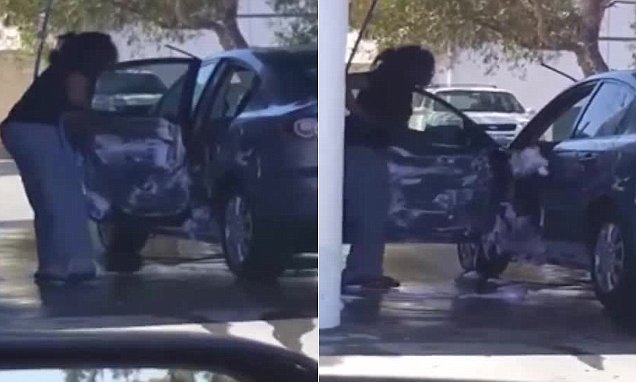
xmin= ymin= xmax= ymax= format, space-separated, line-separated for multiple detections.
xmin=200 ymin=46 xmax=317 ymax=105
xmin=429 ymin=86 xmax=513 ymax=93
xmin=530 ymin=70 xmax=636 ymax=99
xmin=584 ymin=69 xmax=636 ymax=87
xmin=107 ymin=70 xmax=158 ymax=77
xmin=201 ymin=46 xmax=317 ymax=72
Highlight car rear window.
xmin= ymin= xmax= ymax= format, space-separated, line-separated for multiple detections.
xmin=96 ymin=72 xmax=168 ymax=95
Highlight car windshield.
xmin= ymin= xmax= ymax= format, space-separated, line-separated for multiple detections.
xmin=95 ymin=72 xmax=168 ymax=95
xmin=434 ymin=90 xmax=525 ymax=113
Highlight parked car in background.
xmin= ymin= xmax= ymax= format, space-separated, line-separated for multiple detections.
xmin=414 ymin=85 xmax=533 ymax=144
xmin=92 ymin=70 xmax=167 ymax=114
xmin=349 ymin=70 xmax=636 ymax=322
xmin=66 ymin=47 xmax=317 ymax=281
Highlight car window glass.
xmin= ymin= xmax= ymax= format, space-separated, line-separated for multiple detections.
xmin=409 ymin=91 xmax=465 ymax=145
xmin=435 ymin=90 xmax=525 ymax=113
xmin=191 ymin=60 xmax=219 ymax=113
xmin=209 ymin=67 xmax=257 ymax=119
xmin=156 ymin=75 xmax=186 ymax=121
xmin=93 ymin=61 xmax=191 ymax=117
xmin=540 ymin=90 xmax=594 ymax=142
xmin=574 ymin=82 xmax=636 ymax=138
xmin=619 ymin=99 xmax=636 ymax=134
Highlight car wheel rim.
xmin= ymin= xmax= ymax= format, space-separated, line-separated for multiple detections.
xmin=224 ymin=195 xmax=253 ymax=266
xmin=458 ymin=242 xmax=478 ymax=270
xmin=594 ymin=223 xmax=625 ymax=294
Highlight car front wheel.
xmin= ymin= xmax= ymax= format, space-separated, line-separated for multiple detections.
xmin=221 ymin=192 xmax=289 ymax=281
xmin=592 ymin=213 xmax=636 ymax=322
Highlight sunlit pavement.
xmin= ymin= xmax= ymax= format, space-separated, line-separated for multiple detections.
xmin=320 ymin=245 xmax=636 ymax=380
xmin=0 ymin=154 xmax=317 ymax=359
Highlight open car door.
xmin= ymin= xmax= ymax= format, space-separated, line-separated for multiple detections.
xmin=386 ymin=88 xmax=501 ymax=243
xmin=64 ymin=58 xmax=201 ymax=221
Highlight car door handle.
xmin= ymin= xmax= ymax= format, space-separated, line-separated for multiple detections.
xmin=578 ymin=153 xmax=598 ymax=162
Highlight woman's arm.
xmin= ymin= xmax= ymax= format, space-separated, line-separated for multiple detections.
xmin=65 ymin=72 xmax=93 ymax=109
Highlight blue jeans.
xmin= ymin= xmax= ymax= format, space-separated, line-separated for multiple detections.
xmin=0 ymin=122 xmax=95 ymax=279
xmin=342 ymin=145 xmax=390 ymax=283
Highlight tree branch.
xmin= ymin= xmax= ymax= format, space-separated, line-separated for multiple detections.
xmin=523 ymin=0 xmax=550 ymax=46
xmin=475 ymin=15 xmax=576 ymax=51
xmin=107 ymin=0 xmax=246 ymax=49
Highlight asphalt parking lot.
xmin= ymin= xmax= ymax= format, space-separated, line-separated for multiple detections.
xmin=320 ymin=244 xmax=636 ymax=380
xmin=0 ymin=152 xmax=318 ymax=358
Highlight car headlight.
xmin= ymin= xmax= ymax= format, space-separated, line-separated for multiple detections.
xmin=517 ymin=119 xmax=529 ymax=129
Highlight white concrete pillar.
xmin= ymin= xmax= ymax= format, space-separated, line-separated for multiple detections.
xmin=318 ymin=0 xmax=348 ymax=329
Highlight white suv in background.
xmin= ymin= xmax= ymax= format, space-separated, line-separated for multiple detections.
xmin=414 ymin=85 xmax=533 ymax=143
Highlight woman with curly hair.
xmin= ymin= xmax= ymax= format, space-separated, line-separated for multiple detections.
xmin=1 ymin=32 xmax=118 ymax=284
xmin=343 ymin=45 xmax=436 ymax=290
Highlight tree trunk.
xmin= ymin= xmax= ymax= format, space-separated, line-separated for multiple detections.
xmin=211 ymin=18 xmax=248 ymax=50
xmin=573 ymin=45 xmax=609 ymax=77
xmin=576 ymin=0 xmax=609 ymax=76
xmin=173 ymin=0 xmax=248 ymax=50
xmin=213 ymin=0 xmax=248 ymax=50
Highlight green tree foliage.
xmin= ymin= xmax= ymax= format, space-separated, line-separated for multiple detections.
xmin=351 ymin=0 xmax=612 ymax=76
xmin=269 ymin=0 xmax=317 ymax=46
xmin=0 ymin=0 xmax=248 ymax=50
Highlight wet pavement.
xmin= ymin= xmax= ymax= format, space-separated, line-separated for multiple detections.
xmin=320 ymin=244 xmax=636 ymax=380
xmin=0 ymin=155 xmax=318 ymax=358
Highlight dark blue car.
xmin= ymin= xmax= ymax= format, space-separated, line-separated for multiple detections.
xmin=350 ymin=70 xmax=636 ymax=321
xmin=66 ymin=47 xmax=317 ymax=281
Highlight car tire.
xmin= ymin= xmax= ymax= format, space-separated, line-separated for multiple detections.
xmin=591 ymin=210 xmax=636 ymax=323
xmin=90 ymin=220 xmax=149 ymax=273
xmin=457 ymin=242 xmax=479 ymax=272
xmin=221 ymin=190 xmax=289 ymax=282
xmin=457 ymin=239 xmax=511 ymax=278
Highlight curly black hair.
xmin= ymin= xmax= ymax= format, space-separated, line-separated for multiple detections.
xmin=49 ymin=32 xmax=118 ymax=78
xmin=371 ymin=45 xmax=435 ymax=89
xmin=357 ymin=45 xmax=435 ymax=125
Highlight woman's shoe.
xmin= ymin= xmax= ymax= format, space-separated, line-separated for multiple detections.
xmin=342 ymin=275 xmax=401 ymax=291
